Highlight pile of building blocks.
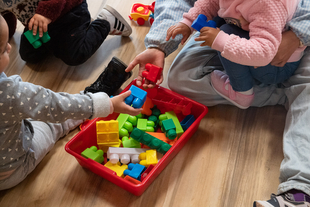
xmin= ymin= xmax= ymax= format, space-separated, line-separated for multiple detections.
xmin=80 ymin=81 xmax=198 ymax=184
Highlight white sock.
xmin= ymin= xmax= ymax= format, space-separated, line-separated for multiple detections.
xmin=97 ymin=9 xmax=115 ymax=31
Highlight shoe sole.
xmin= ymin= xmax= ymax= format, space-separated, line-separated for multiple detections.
xmin=253 ymin=201 xmax=275 ymax=207
xmin=211 ymin=82 xmax=249 ymax=109
xmin=104 ymin=5 xmax=132 ymax=36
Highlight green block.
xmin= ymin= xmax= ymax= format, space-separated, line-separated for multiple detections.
xmin=161 ymin=119 xmax=177 ymax=140
xmin=122 ymin=136 xmax=141 ymax=148
xmin=24 ymin=30 xmax=51 ymax=49
xmin=130 ymin=128 xmax=171 ymax=154
xmin=81 ymin=146 xmax=104 ymax=163
xmin=159 ymin=111 xmax=184 ymax=138
xmin=117 ymin=113 xmax=137 ymax=137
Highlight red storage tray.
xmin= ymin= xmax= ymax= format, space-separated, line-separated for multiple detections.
xmin=65 ymin=80 xmax=208 ymax=196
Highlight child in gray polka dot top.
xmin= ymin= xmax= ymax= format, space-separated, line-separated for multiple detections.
xmin=0 ymin=15 xmax=142 ymax=190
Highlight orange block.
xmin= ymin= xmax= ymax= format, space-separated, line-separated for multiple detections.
xmin=124 ymin=175 xmax=142 ymax=184
xmin=146 ymin=132 xmax=177 ymax=146
xmin=141 ymin=97 xmax=154 ymax=116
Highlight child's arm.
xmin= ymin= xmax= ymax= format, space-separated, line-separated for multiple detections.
xmin=1 ymin=75 xmax=140 ymax=124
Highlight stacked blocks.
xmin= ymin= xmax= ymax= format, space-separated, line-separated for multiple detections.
xmin=161 ymin=119 xmax=177 ymax=140
xmin=130 ymin=127 xmax=172 ymax=154
xmin=24 ymin=30 xmax=51 ymax=49
xmin=123 ymin=163 xmax=146 ymax=180
xmin=81 ymin=146 xmax=104 ymax=163
xmin=191 ymin=14 xmax=217 ymax=32
xmin=96 ymin=120 xmax=120 ymax=152
xmin=117 ymin=113 xmax=137 ymax=137
xmin=159 ymin=111 xmax=184 ymax=138
xmin=125 ymin=85 xmax=147 ymax=108
xmin=139 ymin=149 xmax=158 ymax=167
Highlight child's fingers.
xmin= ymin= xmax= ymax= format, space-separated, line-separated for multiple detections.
xmin=119 ymin=90 xmax=131 ymax=98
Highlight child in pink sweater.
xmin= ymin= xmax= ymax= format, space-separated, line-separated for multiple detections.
xmin=166 ymin=0 xmax=306 ymax=109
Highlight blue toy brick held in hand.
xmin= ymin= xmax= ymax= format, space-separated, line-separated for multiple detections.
xmin=191 ymin=14 xmax=216 ymax=32
xmin=125 ymin=85 xmax=147 ymax=108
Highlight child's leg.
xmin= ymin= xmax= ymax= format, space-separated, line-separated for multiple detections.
xmin=19 ymin=28 xmax=51 ymax=64
xmin=0 ymin=119 xmax=82 ymax=190
xmin=250 ymin=61 xmax=300 ymax=85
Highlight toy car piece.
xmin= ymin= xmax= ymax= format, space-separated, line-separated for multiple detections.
xmin=129 ymin=1 xmax=155 ymax=26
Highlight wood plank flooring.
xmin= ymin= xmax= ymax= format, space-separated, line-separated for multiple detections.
xmin=0 ymin=0 xmax=286 ymax=206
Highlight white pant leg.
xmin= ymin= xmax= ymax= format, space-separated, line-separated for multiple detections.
xmin=278 ymin=49 xmax=310 ymax=195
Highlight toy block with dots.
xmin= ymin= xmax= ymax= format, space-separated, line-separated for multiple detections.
xmin=107 ymin=147 xmax=147 ymax=165
xmin=24 ymin=29 xmax=51 ymax=49
xmin=139 ymin=149 xmax=158 ymax=167
xmin=161 ymin=119 xmax=177 ymax=140
xmin=130 ymin=127 xmax=172 ymax=154
xmin=137 ymin=118 xmax=155 ymax=132
xmin=81 ymin=146 xmax=104 ymax=163
xmin=125 ymin=85 xmax=147 ymax=108
xmin=142 ymin=63 xmax=163 ymax=83
xmin=123 ymin=163 xmax=146 ymax=180
xmin=159 ymin=111 xmax=184 ymax=138
xmin=104 ymin=161 xmax=128 ymax=177
xmin=117 ymin=113 xmax=138 ymax=137
xmin=191 ymin=14 xmax=217 ymax=32
xmin=96 ymin=120 xmax=121 ymax=152
xmin=147 ymin=106 xmax=161 ymax=129
xmin=122 ymin=136 xmax=141 ymax=148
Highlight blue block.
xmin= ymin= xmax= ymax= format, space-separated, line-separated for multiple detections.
xmin=123 ymin=163 xmax=146 ymax=180
xmin=125 ymin=85 xmax=147 ymax=108
xmin=191 ymin=14 xmax=216 ymax=31
xmin=180 ymin=115 xmax=195 ymax=131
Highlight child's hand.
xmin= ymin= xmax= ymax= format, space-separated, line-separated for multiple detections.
xmin=195 ymin=27 xmax=220 ymax=47
xmin=166 ymin=22 xmax=191 ymax=45
xmin=111 ymin=91 xmax=142 ymax=116
xmin=28 ymin=14 xmax=52 ymax=37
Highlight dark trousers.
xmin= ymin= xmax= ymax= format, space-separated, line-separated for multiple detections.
xmin=19 ymin=0 xmax=110 ymax=66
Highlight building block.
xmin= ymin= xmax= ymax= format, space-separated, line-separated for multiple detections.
xmin=139 ymin=149 xmax=158 ymax=167
xmin=122 ymin=136 xmax=141 ymax=148
xmin=161 ymin=119 xmax=177 ymax=140
xmin=130 ymin=127 xmax=172 ymax=154
xmin=81 ymin=146 xmax=104 ymax=163
xmin=124 ymin=175 xmax=142 ymax=184
xmin=137 ymin=118 xmax=155 ymax=132
xmin=159 ymin=111 xmax=184 ymax=138
xmin=96 ymin=120 xmax=119 ymax=144
xmin=191 ymin=14 xmax=216 ymax=32
xmin=180 ymin=114 xmax=196 ymax=131
xmin=142 ymin=63 xmax=163 ymax=83
xmin=146 ymin=132 xmax=178 ymax=146
xmin=107 ymin=147 xmax=147 ymax=164
xmin=141 ymin=97 xmax=154 ymax=116
xmin=123 ymin=163 xmax=146 ymax=180
xmin=104 ymin=161 xmax=128 ymax=177
xmin=140 ymin=164 xmax=155 ymax=182
xmin=117 ymin=113 xmax=138 ymax=137
xmin=24 ymin=30 xmax=51 ymax=49
xmin=125 ymin=85 xmax=147 ymax=108
xmin=152 ymin=95 xmax=192 ymax=116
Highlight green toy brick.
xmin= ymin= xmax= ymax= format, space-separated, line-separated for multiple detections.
xmin=130 ymin=128 xmax=171 ymax=154
xmin=81 ymin=146 xmax=104 ymax=163
xmin=24 ymin=30 xmax=51 ymax=49
xmin=137 ymin=118 xmax=155 ymax=132
xmin=117 ymin=113 xmax=138 ymax=137
xmin=161 ymin=118 xmax=177 ymax=140
xmin=122 ymin=136 xmax=141 ymax=148
xmin=159 ymin=111 xmax=184 ymax=138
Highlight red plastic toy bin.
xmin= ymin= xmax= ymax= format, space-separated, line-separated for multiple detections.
xmin=65 ymin=80 xmax=208 ymax=196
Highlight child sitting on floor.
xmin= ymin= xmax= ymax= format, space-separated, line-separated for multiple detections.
xmin=0 ymin=14 xmax=142 ymax=190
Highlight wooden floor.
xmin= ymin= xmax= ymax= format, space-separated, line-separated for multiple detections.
xmin=0 ymin=0 xmax=287 ymax=206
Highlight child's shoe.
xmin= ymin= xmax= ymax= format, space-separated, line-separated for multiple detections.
xmin=254 ymin=193 xmax=310 ymax=207
xmin=210 ymin=70 xmax=254 ymax=109
xmin=84 ymin=57 xmax=132 ymax=96
xmin=97 ymin=5 xmax=132 ymax=36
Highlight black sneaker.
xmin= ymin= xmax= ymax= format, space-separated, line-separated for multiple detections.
xmin=84 ymin=57 xmax=132 ymax=96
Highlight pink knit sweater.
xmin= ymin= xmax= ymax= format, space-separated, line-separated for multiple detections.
xmin=181 ymin=0 xmax=304 ymax=66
